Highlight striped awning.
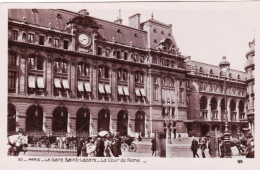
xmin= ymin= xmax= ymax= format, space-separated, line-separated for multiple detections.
xmin=28 ymin=75 xmax=36 ymax=88
xmin=37 ymin=76 xmax=44 ymax=88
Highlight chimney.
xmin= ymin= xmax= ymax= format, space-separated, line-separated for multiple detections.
xmin=114 ymin=18 xmax=123 ymax=24
xmin=129 ymin=13 xmax=140 ymax=29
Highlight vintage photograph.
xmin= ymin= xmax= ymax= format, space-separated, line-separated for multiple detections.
xmin=6 ymin=2 xmax=256 ymax=160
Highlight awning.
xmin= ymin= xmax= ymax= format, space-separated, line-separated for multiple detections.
xmin=99 ymin=84 xmax=105 ymax=94
xmin=77 ymin=81 xmax=84 ymax=92
xmin=105 ymin=84 xmax=111 ymax=94
xmin=62 ymin=79 xmax=70 ymax=89
xmin=85 ymin=82 xmax=91 ymax=92
xmin=123 ymin=86 xmax=129 ymax=96
xmin=135 ymin=88 xmax=141 ymax=96
xmin=28 ymin=75 xmax=36 ymax=88
xmin=118 ymin=85 xmax=124 ymax=95
xmin=140 ymin=88 xmax=146 ymax=96
xmin=54 ymin=78 xmax=61 ymax=88
xmin=37 ymin=76 xmax=45 ymax=88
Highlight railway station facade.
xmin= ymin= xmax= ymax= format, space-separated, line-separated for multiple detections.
xmin=7 ymin=9 xmax=252 ymax=138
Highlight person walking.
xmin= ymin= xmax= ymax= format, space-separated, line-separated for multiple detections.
xmin=151 ymin=137 xmax=157 ymax=156
xmin=191 ymin=136 xmax=199 ymax=158
xmin=200 ymin=136 xmax=207 ymax=158
xmin=77 ymin=138 xmax=83 ymax=157
xmin=96 ymin=136 xmax=105 ymax=157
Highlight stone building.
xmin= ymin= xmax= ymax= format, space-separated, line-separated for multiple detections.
xmin=7 ymin=9 xmax=249 ymax=138
xmin=185 ymin=57 xmax=248 ymax=137
xmin=245 ymin=39 xmax=255 ymax=134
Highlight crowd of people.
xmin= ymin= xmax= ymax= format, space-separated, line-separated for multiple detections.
xmin=76 ymin=131 xmax=122 ymax=157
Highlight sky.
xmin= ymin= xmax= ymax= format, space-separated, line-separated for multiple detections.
xmin=62 ymin=1 xmax=258 ymax=72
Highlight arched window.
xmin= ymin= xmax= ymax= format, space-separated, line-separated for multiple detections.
xmin=28 ymin=55 xmax=44 ymax=70
xmin=77 ymin=62 xmax=90 ymax=77
xmin=54 ymin=58 xmax=68 ymax=73
xmin=98 ymin=65 xmax=110 ymax=79
xmin=26 ymin=105 xmax=43 ymax=132
xmin=118 ymin=68 xmax=128 ymax=81
xmin=135 ymin=71 xmax=144 ymax=83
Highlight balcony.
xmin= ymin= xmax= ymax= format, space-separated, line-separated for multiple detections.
xmin=244 ymin=59 xmax=254 ymax=69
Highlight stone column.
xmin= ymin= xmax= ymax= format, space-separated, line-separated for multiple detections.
xmin=70 ymin=58 xmax=76 ymax=98
xmin=227 ymin=99 xmax=231 ymax=122
xmin=92 ymin=63 xmax=97 ymax=100
xmin=217 ymin=98 xmax=222 ymax=120
xmin=19 ymin=52 xmax=27 ymax=95
xmin=129 ymin=68 xmax=134 ymax=102
xmin=111 ymin=65 xmax=117 ymax=101
xmin=207 ymin=96 xmax=212 ymax=120
xmin=235 ymin=100 xmax=240 ymax=121
xmin=46 ymin=54 xmax=53 ymax=97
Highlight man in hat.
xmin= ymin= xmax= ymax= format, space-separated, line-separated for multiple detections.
xmin=191 ymin=136 xmax=199 ymax=158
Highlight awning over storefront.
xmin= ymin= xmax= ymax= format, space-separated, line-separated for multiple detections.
xmin=123 ymin=86 xmax=129 ymax=96
xmin=54 ymin=78 xmax=61 ymax=88
xmin=62 ymin=79 xmax=70 ymax=89
xmin=37 ymin=76 xmax=45 ymax=88
xmin=85 ymin=82 xmax=91 ymax=92
xmin=99 ymin=83 xmax=105 ymax=94
xmin=140 ymin=88 xmax=146 ymax=96
xmin=118 ymin=85 xmax=124 ymax=95
xmin=135 ymin=88 xmax=141 ymax=96
xmin=105 ymin=84 xmax=111 ymax=94
xmin=77 ymin=81 xmax=84 ymax=92
xmin=28 ymin=75 xmax=36 ymax=88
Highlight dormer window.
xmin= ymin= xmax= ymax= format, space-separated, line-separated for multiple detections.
xmin=56 ymin=13 xmax=62 ymax=19
xmin=153 ymin=29 xmax=157 ymax=33
xmin=209 ymin=69 xmax=214 ymax=75
xmin=199 ymin=67 xmax=204 ymax=73
xmin=161 ymin=31 xmax=164 ymax=35
xmin=168 ymin=33 xmax=171 ymax=37
xmin=237 ymin=75 xmax=241 ymax=80
xmin=134 ymin=33 xmax=138 ymax=38
xmin=28 ymin=33 xmax=34 ymax=43
xmin=39 ymin=35 xmax=45 ymax=45
xmin=154 ymin=39 xmax=157 ymax=43
xmin=117 ymin=29 xmax=121 ymax=34
xmin=229 ymin=73 xmax=232 ymax=79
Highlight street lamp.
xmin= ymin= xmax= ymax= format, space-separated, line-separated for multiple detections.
xmin=219 ymin=56 xmax=232 ymax=158
xmin=164 ymin=99 xmax=172 ymax=144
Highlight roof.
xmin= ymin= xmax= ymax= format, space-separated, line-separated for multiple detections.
xmin=8 ymin=9 xmax=148 ymax=49
xmin=141 ymin=18 xmax=171 ymax=28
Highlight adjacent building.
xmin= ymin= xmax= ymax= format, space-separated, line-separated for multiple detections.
xmin=7 ymin=9 xmax=251 ymax=138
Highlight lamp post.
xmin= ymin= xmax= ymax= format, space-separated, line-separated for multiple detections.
xmin=219 ymin=56 xmax=232 ymax=158
xmin=164 ymin=99 xmax=172 ymax=144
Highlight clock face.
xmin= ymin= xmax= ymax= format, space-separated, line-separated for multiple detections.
xmin=78 ymin=33 xmax=91 ymax=47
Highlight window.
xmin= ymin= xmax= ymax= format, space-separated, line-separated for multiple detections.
xmin=153 ymin=56 xmax=157 ymax=64
xmin=54 ymin=59 xmax=68 ymax=73
xmin=161 ymin=31 xmax=164 ymax=35
xmin=199 ymin=67 xmax=204 ymax=73
xmin=124 ymin=52 xmax=128 ymax=60
xmin=9 ymin=53 xmax=16 ymax=67
xmin=118 ymin=68 xmax=128 ymax=81
xmin=171 ymin=61 xmax=175 ymax=68
xmin=28 ymin=33 xmax=34 ymax=43
xmin=168 ymin=33 xmax=171 ymax=37
xmin=77 ymin=63 xmax=90 ymax=77
xmin=98 ymin=66 xmax=110 ymax=79
xmin=22 ymin=32 xmax=27 ymax=41
xmin=117 ymin=51 xmax=121 ymax=59
xmin=54 ymin=38 xmax=59 ymax=47
xmin=135 ymin=71 xmax=144 ymax=83
xmin=132 ymin=54 xmax=138 ymax=62
xmin=97 ymin=47 xmax=102 ymax=56
xmin=8 ymin=71 xmax=16 ymax=93
xmin=154 ymin=39 xmax=157 ymax=43
xmin=63 ymin=40 xmax=69 ymax=49
xmin=229 ymin=73 xmax=232 ymax=79
xmin=140 ymin=56 xmax=145 ymax=63
xmin=153 ymin=77 xmax=159 ymax=101
xmin=39 ymin=35 xmax=45 ymax=45
xmin=209 ymin=69 xmax=214 ymax=75
xmin=28 ymin=55 xmax=44 ymax=70
xmin=12 ymin=30 xmax=18 ymax=40
xmin=153 ymin=29 xmax=157 ymax=33
xmin=105 ymin=49 xmax=110 ymax=57
xmin=237 ymin=75 xmax=241 ymax=80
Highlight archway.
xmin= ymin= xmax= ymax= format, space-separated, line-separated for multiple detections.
xmin=135 ymin=111 xmax=145 ymax=137
xmin=26 ymin=105 xmax=43 ymax=132
xmin=8 ymin=104 xmax=16 ymax=133
xmin=76 ymin=108 xmax=90 ymax=133
xmin=230 ymin=100 xmax=236 ymax=120
xmin=200 ymin=96 xmax=208 ymax=118
xmin=52 ymin=106 xmax=68 ymax=132
xmin=117 ymin=110 xmax=128 ymax=136
xmin=239 ymin=101 xmax=245 ymax=119
xmin=210 ymin=98 xmax=218 ymax=119
xmin=98 ymin=109 xmax=110 ymax=131
xmin=201 ymin=124 xmax=210 ymax=137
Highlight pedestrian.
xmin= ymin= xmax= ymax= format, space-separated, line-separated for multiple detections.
xmin=96 ymin=136 xmax=105 ymax=157
xmin=151 ymin=137 xmax=157 ymax=156
xmin=219 ymin=140 xmax=225 ymax=158
xmin=112 ymin=136 xmax=120 ymax=157
xmin=200 ymin=136 xmax=207 ymax=158
xmin=178 ymin=134 xmax=181 ymax=141
xmin=77 ymin=138 xmax=83 ymax=157
xmin=81 ymin=141 xmax=88 ymax=157
xmin=191 ymin=136 xmax=199 ymax=158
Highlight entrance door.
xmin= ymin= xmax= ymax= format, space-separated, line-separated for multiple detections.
xmin=52 ymin=106 xmax=68 ymax=133
xmin=135 ymin=111 xmax=145 ymax=137
xmin=117 ymin=110 xmax=128 ymax=136
xmin=98 ymin=109 xmax=110 ymax=131
xmin=26 ymin=105 xmax=43 ymax=132
xmin=76 ymin=108 xmax=90 ymax=133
